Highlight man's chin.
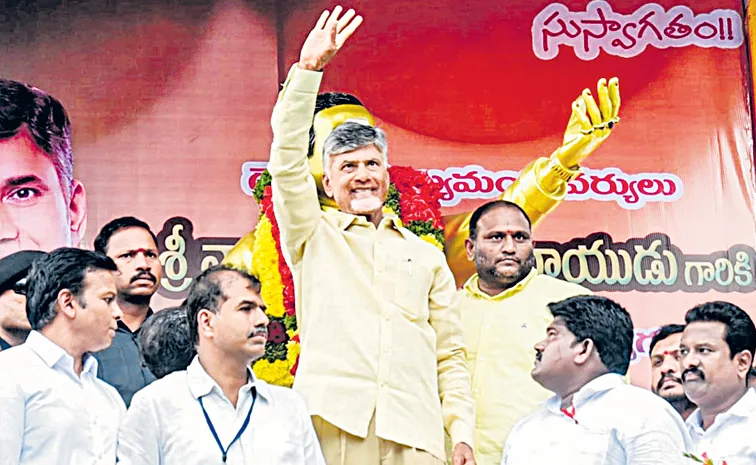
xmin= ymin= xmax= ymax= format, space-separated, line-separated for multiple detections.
xmin=346 ymin=197 xmax=383 ymax=215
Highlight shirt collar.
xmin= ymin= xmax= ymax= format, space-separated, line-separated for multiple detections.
xmin=463 ymin=268 xmax=538 ymax=301
xmin=25 ymin=330 xmax=99 ymax=376
xmin=187 ymin=355 xmax=270 ymax=402
xmin=545 ymin=373 xmax=624 ymax=413
xmin=686 ymin=387 xmax=756 ymax=430
xmin=116 ymin=308 xmax=154 ymax=334
xmin=325 ymin=209 xmax=412 ymax=240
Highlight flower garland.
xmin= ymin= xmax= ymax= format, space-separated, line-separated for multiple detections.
xmin=683 ymin=452 xmax=728 ymax=465
xmin=250 ymin=166 xmax=444 ymax=387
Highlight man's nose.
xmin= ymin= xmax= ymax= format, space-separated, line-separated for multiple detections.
xmin=254 ymin=307 xmax=270 ymax=327
xmin=501 ymin=236 xmax=516 ymax=253
xmin=133 ymin=252 xmax=150 ymax=269
xmin=112 ymin=302 xmax=124 ymax=320
xmin=355 ymin=163 xmax=371 ymax=180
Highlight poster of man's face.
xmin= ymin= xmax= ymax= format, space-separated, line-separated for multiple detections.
xmin=0 ymin=79 xmax=87 ymax=259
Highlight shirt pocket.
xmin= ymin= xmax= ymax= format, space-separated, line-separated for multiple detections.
xmin=388 ymin=254 xmax=433 ymax=322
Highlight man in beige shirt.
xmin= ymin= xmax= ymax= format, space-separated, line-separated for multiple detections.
xmin=267 ymin=6 xmax=475 ymax=465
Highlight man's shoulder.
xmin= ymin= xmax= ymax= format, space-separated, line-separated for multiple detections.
xmin=0 ymin=344 xmax=36 ymax=377
xmin=131 ymin=370 xmax=190 ymax=404
xmin=602 ymin=382 xmax=683 ymax=422
xmin=258 ymin=380 xmax=306 ymax=406
xmin=529 ymin=274 xmax=592 ymax=298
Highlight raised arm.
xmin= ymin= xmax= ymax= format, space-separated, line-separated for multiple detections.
xmin=444 ymin=78 xmax=620 ymax=284
xmin=268 ymin=7 xmax=363 ymax=263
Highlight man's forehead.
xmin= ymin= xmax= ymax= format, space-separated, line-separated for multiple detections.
xmin=107 ymin=227 xmax=158 ymax=251
xmin=682 ymin=321 xmax=727 ymax=344
xmin=219 ymin=273 xmax=263 ymax=304
xmin=651 ymin=333 xmax=683 ymax=356
xmin=478 ymin=207 xmax=530 ymax=233
xmin=332 ymin=145 xmax=383 ymax=162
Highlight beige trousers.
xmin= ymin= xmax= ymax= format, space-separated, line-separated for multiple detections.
xmin=313 ymin=414 xmax=445 ymax=465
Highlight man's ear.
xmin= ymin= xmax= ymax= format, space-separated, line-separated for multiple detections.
xmin=322 ymin=171 xmax=334 ymax=198
xmin=464 ymin=238 xmax=475 ymax=262
xmin=68 ymin=180 xmax=87 ymax=246
xmin=56 ymin=289 xmax=78 ymax=320
xmin=197 ymin=309 xmax=216 ymax=340
xmin=573 ymin=339 xmax=595 ymax=366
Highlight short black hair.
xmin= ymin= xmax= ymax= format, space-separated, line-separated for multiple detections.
xmin=649 ymin=324 xmax=686 ymax=355
xmin=308 ymin=92 xmax=363 ymax=158
xmin=685 ymin=301 xmax=756 ymax=360
xmin=469 ymin=200 xmax=532 ymax=240
xmin=139 ymin=306 xmax=196 ymax=379
xmin=548 ymin=295 xmax=634 ymax=375
xmin=94 ymin=216 xmax=158 ymax=254
xmin=26 ymin=248 xmax=117 ymax=330
xmin=0 ymin=78 xmax=73 ymax=199
xmin=185 ymin=265 xmax=261 ymax=344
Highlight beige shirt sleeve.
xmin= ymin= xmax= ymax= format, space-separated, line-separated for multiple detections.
xmin=267 ymin=65 xmax=324 ymax=263
xmin=429 ymin=256 xmax=476 ymax=449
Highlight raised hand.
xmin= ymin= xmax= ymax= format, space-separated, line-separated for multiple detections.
xmin=299 ymin=6 xmax=363 ymax=72
xmin=553 ymin=77 xmax=621 ymax=168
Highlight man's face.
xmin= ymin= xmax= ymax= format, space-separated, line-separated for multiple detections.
xmin=106 ymin=227 xmax=162 ymax=302
xmin=72 ymin=269 xmax=122 ymax=353
xmin=681 ymin=321 xmax=750 ymax=408
xmin=210 ymin=274 xmax=269 ymax=362
xmin=465 ymin=206 xmax=534 ymax=288
xmin=650 ymin=332 xmax=686 ymax=402
xmin=0 ymin=288 xmax=30 ymax=333
xmin=532 ymin=317 xmax=579 ymax=392
xmin=322 ymin=145 xmax=389 ymax=217
xmin=0 ymin=131 xmax=86 ymax=259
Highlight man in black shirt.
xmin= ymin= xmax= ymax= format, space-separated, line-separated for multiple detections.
xmin=93 ymin=216 xmax=162 ymax=406
xmin=0 ymin=251 xmax=46 ymax=351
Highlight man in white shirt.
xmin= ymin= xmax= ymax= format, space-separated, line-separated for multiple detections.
xmin=501 ymin=295 xmax=690 ymax=465
xmin=117 ymin=265 xmax=325 ymax=465
xmin=0 ymin=248 xmax=126 ymax=465
xmin=680 ymin=301 xmax=756 ymax=464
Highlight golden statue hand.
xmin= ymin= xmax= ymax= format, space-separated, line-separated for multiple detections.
xmin=553 ymin=77 xmax=620 ymax=169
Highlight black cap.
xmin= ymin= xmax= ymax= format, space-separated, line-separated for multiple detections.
xmin=0 ymin=250 xmax=47 ymax=293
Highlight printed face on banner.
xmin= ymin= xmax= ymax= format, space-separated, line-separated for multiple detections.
xmin=0 ymin=131 xmax=86 ymax=259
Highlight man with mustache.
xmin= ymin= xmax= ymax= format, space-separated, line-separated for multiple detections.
xmin=0 ymin=248 xmax=125 ymax=464
xmin=680 ymin=301 xmax=756 ymax=463
xmin=649 ymin=324 xmax=697 ymax=420
xmin=459 ymin=200 xmax=591 ymax=465
xmin=117 ymin=265 xmax=325 ymax=464
xmin=92 ymin=216 xmax=162 ymax=405
xmin=265 ymin=6 xmax=476 ymax=465
xmin=501 ymin=295 xmax=690 ymax=464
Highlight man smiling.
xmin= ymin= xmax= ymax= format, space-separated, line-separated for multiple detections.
xmin=267 ymin=6 xmax=475 ymax=465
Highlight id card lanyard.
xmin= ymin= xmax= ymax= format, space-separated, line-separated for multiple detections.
xmin=198 ymin=387 xmax=257 ymax=463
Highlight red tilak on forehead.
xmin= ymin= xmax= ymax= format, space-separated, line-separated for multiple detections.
xmin=662 ymin=350 xmax=680 ymax=356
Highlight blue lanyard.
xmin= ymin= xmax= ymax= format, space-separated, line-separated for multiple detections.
xmin=198 ymin=387 xmax=257 ymax=463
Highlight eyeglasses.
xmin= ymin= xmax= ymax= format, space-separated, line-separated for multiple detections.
xmin=11 ymin=277 xmax=27 ymax=296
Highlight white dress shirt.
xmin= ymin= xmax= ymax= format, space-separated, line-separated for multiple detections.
xmin=0 ymin=330 xmax=126 ymax=465
xmin=686 ymin=387 xmax=756 ymax=464
xmin=501 ymin=373 xmax=691 ymax=465
xmin=117 ymin=355 xmax=326 ymax=465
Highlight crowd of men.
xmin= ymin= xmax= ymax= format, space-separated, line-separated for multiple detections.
xmin=0 ymin=6 xmax=755 ymax=465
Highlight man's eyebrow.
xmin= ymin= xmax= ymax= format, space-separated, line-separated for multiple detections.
xmin=5 ymin=175 xmax=43 ymax=187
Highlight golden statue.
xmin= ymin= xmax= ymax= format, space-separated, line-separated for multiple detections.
xmin=225 ymin=78 xmax=620 ymax=285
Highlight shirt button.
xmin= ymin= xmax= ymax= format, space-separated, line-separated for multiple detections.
xmin=479 ymin=356 xmax=486 ymax=362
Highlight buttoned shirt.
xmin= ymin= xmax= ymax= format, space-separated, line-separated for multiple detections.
xmin=460 ymin=270 xmax=591 ymax=465
xmin=0 ymin=330 xmax=125 ymax=465
xmin=685 ymin=387 xmax=756 ymax=464
xmin=117 ymin=355 xmax=325 ymax=465
xmin=501 ymin=373 xmax=691 ymax=465
xmin=94 ymin=309 xmax=156 ymax=407
xmin=267 ymin=65 xmax=475 ymax=461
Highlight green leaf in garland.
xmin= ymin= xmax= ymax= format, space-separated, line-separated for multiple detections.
xmin=253 ymin=169 xmax=272 ymax=204
xmin=284 ymin=313 xmax=298 ymax=333
xmin=384 ymin=183 xmax=401 ymax=216
xmin=406 ymin=220 xmax=445 ymax=249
